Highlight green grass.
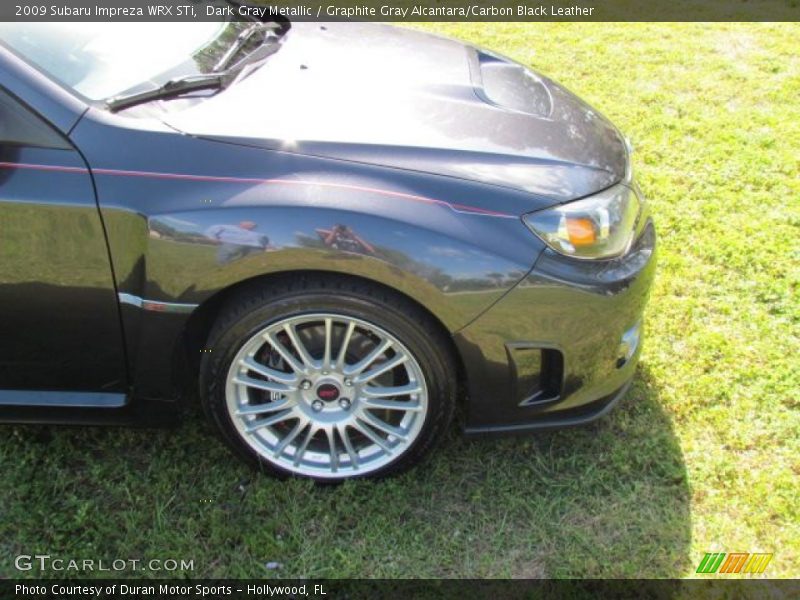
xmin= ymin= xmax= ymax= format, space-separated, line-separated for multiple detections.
xmin=2 ymin=23 xmax=798 ymax=580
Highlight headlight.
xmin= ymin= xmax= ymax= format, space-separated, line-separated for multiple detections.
xmin=523 ymin=184 xmax=641 ymax=260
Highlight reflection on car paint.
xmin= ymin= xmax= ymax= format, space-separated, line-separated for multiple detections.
xmin=205 ymin=220 xmax=272 ymax=264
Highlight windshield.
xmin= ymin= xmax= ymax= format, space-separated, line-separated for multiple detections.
xmin=0 ymin=22 xmax=257 ymax=101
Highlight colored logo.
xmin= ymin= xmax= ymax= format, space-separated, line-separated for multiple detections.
xmin=316 ymin=384 xmax=340 ymax=402
xmin=696 ymin=552 xmax=772 ymax=574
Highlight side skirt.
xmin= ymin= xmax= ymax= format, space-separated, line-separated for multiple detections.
xmin=0 ymin=390 xmax=178 ymax=426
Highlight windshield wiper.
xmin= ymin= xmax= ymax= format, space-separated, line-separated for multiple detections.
xmin=213 ymin=23 xmax=275 ymax=72
xmin=105 ymin=14 xmax=287 ymax=113
xmin=105 ymin=72 xmax=233 ymax=112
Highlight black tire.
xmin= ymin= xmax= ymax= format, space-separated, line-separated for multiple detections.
xmin=199 ymin=274 xmax=457 ymax=481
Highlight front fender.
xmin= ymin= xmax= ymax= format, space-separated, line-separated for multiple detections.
xmin=101 ymin=204 xmax=538 ymax=402
xmin=141 ymin=205 xmax=535 ymax=332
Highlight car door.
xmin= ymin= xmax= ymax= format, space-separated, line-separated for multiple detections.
xmin=0 ymin=87 xmax=127 ymax=393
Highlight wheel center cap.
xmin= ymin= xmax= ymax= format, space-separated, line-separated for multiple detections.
xmin=316 ymin=383 xmax=340 ymax=403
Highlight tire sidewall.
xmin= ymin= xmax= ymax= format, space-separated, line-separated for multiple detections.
xmin=201 ymin=287 xmax=453 ymax=481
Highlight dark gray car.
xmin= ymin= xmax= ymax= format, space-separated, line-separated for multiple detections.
xmin=0 ymin=20 xmax=655 ymax=480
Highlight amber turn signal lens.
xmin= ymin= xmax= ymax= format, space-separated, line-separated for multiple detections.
xmin=566 ymin=217 xmax=597 ymax=246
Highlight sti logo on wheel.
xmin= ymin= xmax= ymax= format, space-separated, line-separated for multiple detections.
xmin=696 ymin=552 xmax=773 ymax=574
xmin=316 ymin=384 xmax=340 ymax=401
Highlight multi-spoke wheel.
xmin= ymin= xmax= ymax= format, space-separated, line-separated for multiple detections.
xmin=200 ymin=277 xmax=456 ymax=481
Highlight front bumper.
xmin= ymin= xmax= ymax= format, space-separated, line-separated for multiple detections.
xmin=456 ymin=220 xmax=656 ymax=434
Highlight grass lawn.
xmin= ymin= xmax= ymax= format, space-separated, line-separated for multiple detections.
xmin=2 ymin=23 xmax=798 ymax=580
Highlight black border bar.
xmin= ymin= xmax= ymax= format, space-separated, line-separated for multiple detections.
xmin=4 ymin=0 xmax=800 ymax=22
xmin=6 ymin=579 xmax=800 ymax=600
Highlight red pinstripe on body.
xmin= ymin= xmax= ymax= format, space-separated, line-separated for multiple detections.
xmin=0 ymin=161 xmax=515 ymax=219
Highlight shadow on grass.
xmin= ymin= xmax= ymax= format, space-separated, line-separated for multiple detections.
xmin=446 ymin=362 xmax=692 ymax=578
xmin=0 ymin=364 xmax=689 ymax=580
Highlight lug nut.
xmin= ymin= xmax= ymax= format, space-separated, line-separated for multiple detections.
xmin=311 ymin=399 xmax=324 ymax=412
xmin=338 ymin=398 xmax=351 ymax=410
xmin=301 ymin=380 xmax=312 ymax=390
xmin=344 ymin=378 xmax=353 ymax=387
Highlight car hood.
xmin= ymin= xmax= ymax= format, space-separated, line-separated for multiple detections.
xmin=162 ymin=23 xmax=627 ymax=205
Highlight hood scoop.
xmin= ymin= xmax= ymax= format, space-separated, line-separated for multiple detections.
xmin=471 ymin=51 xmax=553 ymax=117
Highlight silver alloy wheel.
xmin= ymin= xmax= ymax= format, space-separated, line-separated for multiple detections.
xmin=225 ymin=313 xmax=429 ymax=478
